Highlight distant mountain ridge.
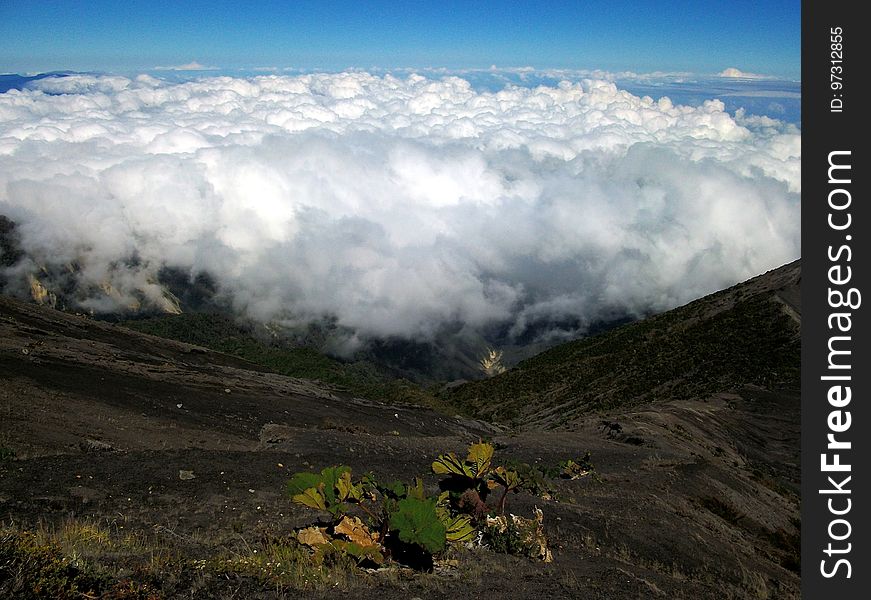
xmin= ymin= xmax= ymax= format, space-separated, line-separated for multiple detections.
xmin=445 ymin=260 xmax=801 ymax=428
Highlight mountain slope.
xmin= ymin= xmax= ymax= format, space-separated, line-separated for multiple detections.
xmin=121 ymin=312 xmax=450 ymax=411
xmin=446 ymin=260 xmax=800 ymax=428
xmin=0 ymin=294 xmax=494 ymax=458
xmin=0 ymin=263 xmax=801 ymax=599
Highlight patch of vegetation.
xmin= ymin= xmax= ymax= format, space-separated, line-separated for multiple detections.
xmin=201 ymin=534 xmax=360 ymax=591
xmin=749 ymin=467 xmax=799 ymax=499
xmin=0 ymin=526 xmax=158 ymax=599
xmin=286 ymin=442 xmax=566 ymax=572
xmin=445 ymin=276 xmax=800 ymax=424
xmin=699 ymin=496 xmax=745 ymax=526
xmin=0 ymin=447 xmax=15 ymax=462
xmin=287 ymin=465 xmax=455 ymax=571
xmin=122 ymin=313 xmax=452 ymax=412
xmin=501 ymin=460 xmax=556 ymax=499
xmin=0 ymin=520 xmax=363 ymax=597
xmin=4 ymin=453 xmax=556 ymax=594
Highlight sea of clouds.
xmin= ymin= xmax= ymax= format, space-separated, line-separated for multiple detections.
xmin=0 ymin=71 xmax=800 ymax=347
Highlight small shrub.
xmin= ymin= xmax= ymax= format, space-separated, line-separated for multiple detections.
xmin=483 ymin=508 xmax=552 ymax=562
xmin=287 ymin=467 xmax=448 ymax=569
xmin=0 ymin=530 xmax=108 ymax=599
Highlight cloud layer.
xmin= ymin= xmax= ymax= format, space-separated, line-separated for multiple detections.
xmin=0 ymin=72 xmax=800 ymax=346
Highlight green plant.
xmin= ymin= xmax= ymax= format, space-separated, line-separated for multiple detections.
xmin=430 ymin=442 xmax=558 ymax=561
xmin=503 ymin=460 xmax=556 ymax=499
xmin=287 ymin=466 xmax=368 ymax=518
xmin=296 ymin=519 xmax=385 ymax=568
xmin=432 ymin=442 xmax=526 ymax=518
xmin=432 ymin=442 xmax=497 ymax=519
xmin=389 ymin=497 xmax=446 ymax=554
xmin=559 ymin=451 xmax=596 ymax=480
xmin=435 ymin=502 xmax=476 ymax=544
xmin=287 ymin=442 xmax=576 ymax=571
xmin=288 ymin=467 xmax=453 ymax=569
xmin=491 ymin=466 xmax=520 ymax=516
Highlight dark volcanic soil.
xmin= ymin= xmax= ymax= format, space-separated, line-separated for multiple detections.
xmin=0 ymin=290 xmax=800 ymax=599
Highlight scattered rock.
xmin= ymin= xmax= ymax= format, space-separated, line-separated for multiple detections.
xmin=321 ymin=419 xmax=369 ymax=434
xmin=258 ymin=423 xmax=294 ymax=448
xmin=79 ymin=438 xmax=114 ymax=453
xmin=601 ymin=420 xmax=623 ymax=436
xmin=178 ymin=470 xmax=196 ymax=480
xmin=69 ymin=486 xmax=106 ymax=504
xmin=601 ymin=420 xmax=645 ymax=446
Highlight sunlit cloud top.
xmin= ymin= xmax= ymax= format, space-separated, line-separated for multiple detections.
xmin=0 ymin=72 xmax=799 ymax=346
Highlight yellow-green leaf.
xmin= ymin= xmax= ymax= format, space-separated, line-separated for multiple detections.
xmin=407 ymin=476 xmax=426 ymax=500
xmin=293 ymin=486 xmax=326 ymax=511
xmin=335 ymin=470 xmax=364 ymax=502
xmin=444 ymin=514 xmax=477 ymax=543
xmin=466 ymin=442 xmax=494 ymax=478
xmin=492 ymin=466 xmax=520 ymax=490
xmin=432 ymin=452 xmax=470 ymax=477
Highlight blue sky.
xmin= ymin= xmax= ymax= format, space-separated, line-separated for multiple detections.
xmin=0 ymin=0 xmax=800 ymax=78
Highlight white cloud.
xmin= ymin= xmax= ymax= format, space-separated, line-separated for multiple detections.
xmin=0 ymin=72 xmax=800 ymax=345
xmin=718 ymin=67 xmax=768 ymax=79
xmin=154 ymin=60 xmax=218 ymax=71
